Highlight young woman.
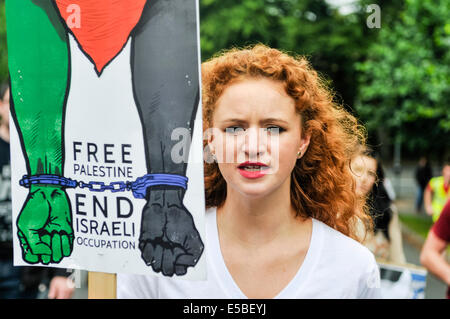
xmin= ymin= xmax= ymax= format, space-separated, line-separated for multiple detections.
xmin=351 ymin=150 xmax=406 ymax=264
xmin=117 ymin=45 xmax=381 ymax=298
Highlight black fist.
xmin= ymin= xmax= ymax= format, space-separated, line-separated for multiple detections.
xmin=139 ymin=188 xmax=204 ymax=276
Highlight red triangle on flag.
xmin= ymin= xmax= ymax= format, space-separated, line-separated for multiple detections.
xmin=55 ymin=0 xmax=147 ymax=75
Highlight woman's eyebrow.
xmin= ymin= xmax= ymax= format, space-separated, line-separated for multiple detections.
xmin=219 ymin=118 xmax=290 ymax=125
xmin=260 ymin=118 xmax=289 ymax=125
xmin=219 ymin=118 xmax=247 ymax=125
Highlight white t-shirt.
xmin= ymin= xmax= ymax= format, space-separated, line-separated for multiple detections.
xmin=117 ymin=207 xmax=381 ymax=299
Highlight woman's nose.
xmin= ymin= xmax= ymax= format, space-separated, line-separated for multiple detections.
xmin=361 ymin=173 xmax=371 ymax=187
xmin=241 ymin=127 xmax=267 ymax=158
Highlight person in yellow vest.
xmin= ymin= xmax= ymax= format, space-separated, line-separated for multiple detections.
xmin=424 ymin=162 xmax=450 ymax=222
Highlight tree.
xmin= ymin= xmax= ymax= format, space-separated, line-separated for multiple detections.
xmin=200 ymin=0 xmax=374 ymax=112
xmin=356 ymin=0 xmax=450 ymax=158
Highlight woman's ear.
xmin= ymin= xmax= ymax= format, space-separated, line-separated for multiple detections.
xmin=204 ymin=127 xmax=217 ymax=163
xmin=297 ymin=132 xmax=311 ymax=159
xmin=205 ymin=127 xmax=215 ymax=153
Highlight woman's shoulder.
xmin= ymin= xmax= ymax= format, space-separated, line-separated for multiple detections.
xmin=312 ymin=219 xmax=380 ymax=297
xmin=205 ymin=206 xmax=218 ymax=226
xmin=313 ymin=218 xmax=376 ymax=266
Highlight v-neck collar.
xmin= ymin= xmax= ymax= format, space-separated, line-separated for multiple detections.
xmin=206 ymin=207 xmax=323 ymax=299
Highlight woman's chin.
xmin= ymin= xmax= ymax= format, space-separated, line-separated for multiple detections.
xmin=233 ymin=184 xmax=276 ymax=200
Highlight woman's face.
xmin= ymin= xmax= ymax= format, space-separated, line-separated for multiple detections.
xmin=0 ymin=88 xmax=10 ymax=126
xmin=351 ymin=155 xmax=377 ymax=197
xmin=208 ymin=77 xmax=310 ymax=199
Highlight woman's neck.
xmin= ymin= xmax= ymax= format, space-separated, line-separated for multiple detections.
xmin=217 ymin=178 xmax=306 ymax=247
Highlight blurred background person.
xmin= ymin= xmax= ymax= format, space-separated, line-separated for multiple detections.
xmin=0 ymin=82 xmax=74 ymax=299
xmin=352 ymin=149 xmax=406 ymax=264
xmin=420 ymin=199 xmax=450 ymax=299
xmin=415 ymin=157 xmax=433 ymax=214
xmin=378 ymin=156 xmax=396 ymax=202
xmin=424 ymin=161 xmax=450 ymax=223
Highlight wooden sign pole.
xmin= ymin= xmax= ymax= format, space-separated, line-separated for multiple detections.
xmin=88 ymin=272 xmax=117 ymax=299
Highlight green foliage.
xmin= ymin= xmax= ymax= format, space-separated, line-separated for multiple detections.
xmin=398 ymin=213 xmax=433 ymax=239
xmin=356 ymin=0 xmax=450 ymax=154
xmin=200 ymin=0 xmax=374 ymax=111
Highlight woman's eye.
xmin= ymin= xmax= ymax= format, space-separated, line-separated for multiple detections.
xmin=225 ymin=126 xmax=245 ymax=134
xmin=224 ymin=126 xmax=285 ymax=134
xmin=368 ymin=171 xmax=377 ymax=178
xmin=264 ymin=126 xmax=284 ymax=134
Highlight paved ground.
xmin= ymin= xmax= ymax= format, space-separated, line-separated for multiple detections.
xmin=402 ymin=238 xmax=447 ymax=299
xmin=72 ymin=271 xmax=88 ymax=299
xmin=394 ymin=195 xmax=447 ymax=299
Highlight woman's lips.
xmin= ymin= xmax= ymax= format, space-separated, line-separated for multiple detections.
xmin=237 ymin=162 xmax=269 ymax=179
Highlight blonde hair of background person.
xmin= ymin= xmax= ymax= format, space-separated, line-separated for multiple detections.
xmin=117 ymin=44 xmax=380 ymax=299
xmin=350 ymin=149 xmax=406 ymax=265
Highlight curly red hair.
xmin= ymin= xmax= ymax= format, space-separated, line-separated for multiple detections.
xmin=202 ymin=44 xmax=372 ymax=241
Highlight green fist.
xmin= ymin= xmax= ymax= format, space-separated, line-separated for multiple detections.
xmin=17 ymin=185 xmax=73 ymax=264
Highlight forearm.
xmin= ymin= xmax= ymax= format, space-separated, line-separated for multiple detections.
xmin=420 ymin=249 xmax=450 ymax=285
xmin=423 ymin=189 xmax=433 ymax=216
xmin=388 ymin=212 xmax=406 ymax=264
xmin=140 ymin=111 xmax=197 ymax=175
xmin=131 ymin=0 xmax=199 ymax=175
xmin=7 ymin=0 xmax=69 ymax=175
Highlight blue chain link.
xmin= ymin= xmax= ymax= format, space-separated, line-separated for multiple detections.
xmin=19 ymin=173 xmax=188 ymax=199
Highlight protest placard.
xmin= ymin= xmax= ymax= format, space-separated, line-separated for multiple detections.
xmin=6 ymin=1 xmax=206 ymax=290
